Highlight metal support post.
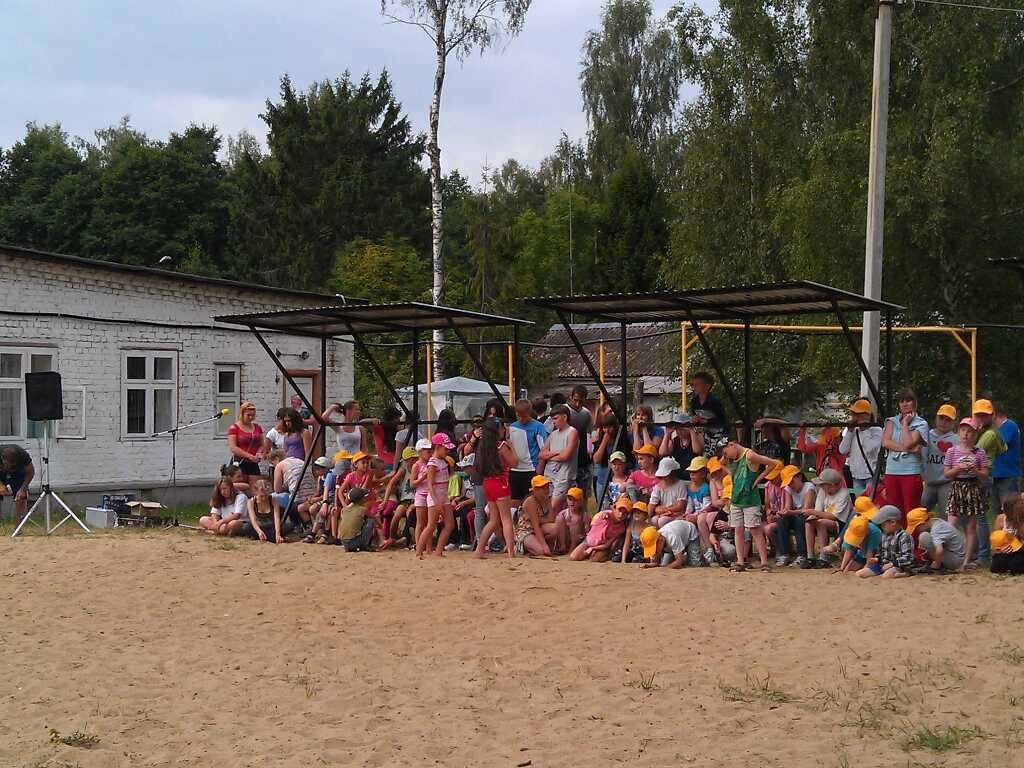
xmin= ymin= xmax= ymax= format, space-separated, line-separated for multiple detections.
xmin=251 ymin=327 xmax=329 ymax=428
xmin=554 ymin=310 xmax=623 ymax=423
xmin=346 ymin=326 xmax=414 ymax=421
xmin=743 ymin=319 xmax=753 ymax=447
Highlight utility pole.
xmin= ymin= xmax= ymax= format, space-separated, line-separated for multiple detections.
xmin=860 ymin=0 xmax=896 ymax=407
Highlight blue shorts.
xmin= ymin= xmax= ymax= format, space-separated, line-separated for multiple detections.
xmin=866 ymin=562 xmax=883 ymax=576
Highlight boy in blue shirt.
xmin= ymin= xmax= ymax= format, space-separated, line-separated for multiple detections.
xmin=839 ymin=514 xmax=882 ymax=574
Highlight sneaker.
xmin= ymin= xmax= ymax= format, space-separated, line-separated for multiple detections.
xmin=793 ymin=556 xmax=808 ymax=568
xmin=704 ymin=547 xmax=717 ymax=565
xmin=799 ymin=557 xmax=814 ymax=570
xmin=459 ymin=543 xmax=473 ymax=551
xmin=444 ymin=543 xmax=457 ymax=551
xmin=816 ymin=557 xmax=831 ymax=569
xmin=775 ymin=555 xmax=789 ymax=567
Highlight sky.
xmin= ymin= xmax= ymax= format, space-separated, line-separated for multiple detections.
xmin=1 ymin=0 xmax=717 ymax=182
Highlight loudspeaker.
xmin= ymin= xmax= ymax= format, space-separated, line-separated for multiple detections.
xmin=26 ymin=371 xmax=63 ymax=421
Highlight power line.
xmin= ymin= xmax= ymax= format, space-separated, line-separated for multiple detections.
xmin=914 ymin=0 xmax=1024 ymax=14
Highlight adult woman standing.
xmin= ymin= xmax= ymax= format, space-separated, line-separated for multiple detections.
xmin=227 ymin=402 xmax=264 ymax=484
xmin=881 ymin=388 xmax=929 ymax=524
xmin=281 ymin=408 xmax=312 ymax=461
xmin=322 ymin=400 xmax=367 ymax=455
xmin=198 ymin=472 xmax=247 ymax=536
xmin=473 ymin=418 xmax=519 ymax=559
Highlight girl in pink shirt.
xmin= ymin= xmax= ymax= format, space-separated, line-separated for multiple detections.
xmin=416 ymin=433 xmax=457 ymax=558
xmin=944 ymin=417 xmax=990 ymax=570
xmin=570 ymin=496 xmax=630 ymax=562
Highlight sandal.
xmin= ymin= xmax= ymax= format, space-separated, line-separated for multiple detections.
xmin=760 ymin=563 xmax=771 ymax=572
xmin=302 ymin=533 xmax=316 ymax=544
xmin=730 ymin=562 xmax=747 ymax=572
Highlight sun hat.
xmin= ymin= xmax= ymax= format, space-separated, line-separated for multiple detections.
xmin=566 ymin=487 xmax=584 ymax=501
xmin=632 ymin=501 xmax=649 ymax=514
xmin=655 ymin=457 xmax=680 ymax=478
xmin=634 ymin=444 xmax=658 ymax=458
xmin=351 ymin=451 xmax=369 ymax=465
xmin=401 ymin=446 xmax=418 ymax=461
xmin=848 ymin=398 xmax=873 ymax=415
xmin=973 ymin=399 xmax=994 ymax=416
xmin=614 ymin=495 xmax=633 ymax=512
xmin=812 ymin=468 xmax=843 ymax=487
xmin=854 ymin=496 xmax=878 ymax=517
xmin=314 ymin=456 xmax=333 ymax=470
xmin=906 ymin=507 xmax=929 ymax=535
xmin=843 ymin=515 xmax=869 ymax=548
xmin=530 ymin=475 xmax=552 ymax=490
xmin=990 ymin=529 xmax=1023 ymax=553
xmin=640 ymin=525 xmax=660 ymax=559
xmin=936 ymin=404 xmax=957 ymax=421
xmin=871 ymin=505 xmax=902 ymax=526
xmin=960 ymin=416 xmax=980 ymax=430
xmin=333 ymin=450 xmax=352 ymax=462
xmin=431 ymin=432 xmax=456 ymax=449
xmin=609 ymin=451 xmax=627 ymax=464
xmin=780 ymin=465 xmax=801 ymax=487
xmin=706 ymin=456 xmax=724 ymax=474
xmin=686 ymin=456 xmax=708 ymax=473
xmin=348 ymin=486 xmax=368 ymax=503
xmin=415 ymin=438 xmax=432 ymax=452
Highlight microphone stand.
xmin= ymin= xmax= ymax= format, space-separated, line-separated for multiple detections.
xmin=152 ymin=412 xmax=228 ymax=525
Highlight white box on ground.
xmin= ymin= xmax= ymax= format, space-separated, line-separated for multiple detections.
xmin=85 ymin=507 xmax=116 ymax=529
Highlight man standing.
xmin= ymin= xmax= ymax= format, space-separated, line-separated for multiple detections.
xmin=0 ymin=445 xmax=34 ymax=524
xmin=973 ymin=398 xmax=1007 ymax=564
xmin=566 ymin=385 xmax=594 ymax=500
xmin=992 ymin=401 xmax=1021 ymax=516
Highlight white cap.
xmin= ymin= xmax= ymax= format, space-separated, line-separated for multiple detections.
xmin=415 ymin=438 xmax=432 ymax=452
xmin=313 ymin=456 xmax=333 ymax=470
xmin=655 ymin=457 xmax=681 ymax=478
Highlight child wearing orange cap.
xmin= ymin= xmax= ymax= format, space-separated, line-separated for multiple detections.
xmin=839 ymin=513 xmax=882 ymax=574
xmin=778 ymin=465 xmax=811 ymax=568
xmin=559 ymin=487 xmax=587 ymax=553
xmin=512 ymin=475 xmax=555 ymax=556
xmin=840 ymin=399 xmax=883 ymax=494
xmin=991 ymin=495 xmax=1024 ymax=574
xmin=569 ymin=496 xmax=629 ymax=562
xmin=617 ymin=500 xmax=649 ymax=563
xmin=798 ymin=425 xmax=845 ymax=480
xmin=703 ymin=456 xmax=732 ymax=564
xmin=640 ymin=519 xmax=701 ymax=569
xmin=628 ymin=444 xmax=659 ymax=503
xmin=761 ymin=464 xmax=784 ymax=565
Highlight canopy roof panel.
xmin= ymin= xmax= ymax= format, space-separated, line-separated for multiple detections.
xmin=215 ymin=301 xmax=532 ymax=336
xmin=522 ymin=281 xmax=903 ymax=322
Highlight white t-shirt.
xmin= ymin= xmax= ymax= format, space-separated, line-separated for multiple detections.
xmin=924 ymin=429 xmax=957 ymax=484
xmin=650 ymin=479 xmax=686 ymax=511
xmin=265 ymin=428 xmax=286 ymax=450
xmin=333 ymin=425 xmax=363 ymax=454
xmin=211 ymin=492 xmax=248 ymax=518
xmin=659 ymin=519 xmax=698 ymax=555
xmin=815 ymin=487 xmax=852 ymax=523
xmin=507 ymin=425 xmax=533 ymax=471
xmin=784 ymin=484 xmax=815 ymax=511
xmin=839 ymin=426 xmax=883 ymax=480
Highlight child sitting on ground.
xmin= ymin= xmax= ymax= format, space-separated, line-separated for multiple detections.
xmin=838 ymin=513 xmax=881 ymax=574
xmin=869 ymin=505 xmax=915 ymax=578
xmin=778 ymin=465 xmax=811 ymax=568
xmin=382 ymin=446 xmax=418 ymax=548
xmin=705 ymin=456 xmax=732 ymax=563
xmin=761 ymin=464 xmax=784 ymax=564
xmin=908 ymin=508 xmax=967 ymax=572
xmin=559 ymin=487 xmax=586 ymax=553
xmin=606 ymin=451 xmax=632 ymax=504
xmin=615 ymin=500 xmax=649 ymax=563
xmin=804 ymin=468 xmax=853 ymax=568
xmin=628 ymin=445 xmax=659 ymax=503
xmin=570 ymin=496 xmax=630 ymax=562
xmin=640 ymin=519 xmax=702 ymax=569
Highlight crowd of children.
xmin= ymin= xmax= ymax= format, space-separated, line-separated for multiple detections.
xmin=197 ymin=382 xmax=1024 ymax=576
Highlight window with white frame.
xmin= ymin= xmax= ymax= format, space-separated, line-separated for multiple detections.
xmin=214 ymin=365 xmax=241 ymax=436
xmin=122 ymin=351 xmax=177 ymax=438
xmin=0 ymin=346 xmax=56 ymax=439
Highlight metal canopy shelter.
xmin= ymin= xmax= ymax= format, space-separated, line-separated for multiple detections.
xmin=215 ymin=302 xmax=532 ymax=517
xmin=524 ymin=281 xmax=904 ymax=506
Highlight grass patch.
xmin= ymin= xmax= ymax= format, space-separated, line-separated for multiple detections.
xmin=999 ymin=646 xmax=1024 ymax=665
xmin=1010 ymin=693 xmax=1023 ymax=707
xmin=625 ymin=672 xmax=659 ymax=692
xmin=48 ymin=727 xmax=100 ymax=748
xmin=719 ymin=674 xmax=793 ymax=705
xmin=904 ymin=724 xmax=985 ymax=752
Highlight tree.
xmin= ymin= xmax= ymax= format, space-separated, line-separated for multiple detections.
xmin=380 ymin=0 xmax=533 ymax=377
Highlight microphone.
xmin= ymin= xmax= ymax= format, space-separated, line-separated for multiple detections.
xmin=215 ymin=408 xmax=230 ymax=419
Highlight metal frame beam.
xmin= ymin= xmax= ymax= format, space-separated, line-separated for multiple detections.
xmin=685 ymin=311 xmax=748 ymax=430
xmin=445 ymin=320 xmax=508 ymax=411
xmin=251 ymin=327 xmax=329 ymax=428
xmin=345 ymin=323 xmax=414 ymax=421
xmin=554 ymin=310 xmax=625 ymax=424
xmin=831 ymin=301 xmax=884 ymax=412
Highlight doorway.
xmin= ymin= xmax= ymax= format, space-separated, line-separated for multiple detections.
xmin=284 ymin=370 xmax=323 ymax=453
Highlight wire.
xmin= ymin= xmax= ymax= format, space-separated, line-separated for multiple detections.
xmin=913 ymin=0 xmax=1024 ymax=13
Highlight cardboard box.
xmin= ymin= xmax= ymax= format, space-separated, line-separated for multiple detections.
xmin=126 ymin=501 xmax=167 ymax=517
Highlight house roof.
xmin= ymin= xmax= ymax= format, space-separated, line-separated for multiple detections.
xmin=215 ymin=301 xmax=532 ymax=337
xmin=0 ymin=243 xmax=359 ymax=304
xmin=523 ymin=281 xmax=903 ymax=322
xmin=533 ymin=323 xmax=679 ymax=380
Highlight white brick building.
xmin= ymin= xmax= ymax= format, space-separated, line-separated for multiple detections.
xmin=0 ymin=244 xmax=353 ymax=507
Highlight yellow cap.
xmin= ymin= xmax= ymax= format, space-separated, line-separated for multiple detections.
xmin=973 ymin=399 xmax=994 ymax=416
xmin=686 ymin=456 xmax=708 ymax=473
xmin=566 ymin=487 xmax=584 ymax=501
xmin=990 ymin=529 xmax=1023 ymax=553
xmin=706 ymin=456 xmax=724 ymax=474
xmin=333 ymin=450 xmax=352 ymax=462
xmin=906 ymin=507 xmax=929 ymax=535
xmin=780 ymin=465 xmax=801 ymax=487
xmin=351 ymin=451 xmax=368 ymax=465
xmin=763 ymin=462 xmax=783 ymax=481
xmin=530 ymin=475 xmax=551 ymax=490
xmin=854 ymin=496 xmax=878 ymax=517
xmin=634 ymin=444 xmax=658 ymax=458
xmin=936 ymin=404 xmax=957 ymax=421
xmin=614 ymin=495 xmax=633 ymax=512
xmin=848 ymin=398 xmax=873 ymax=416
xmin=632 ymin=501 xmax=648 ymax=514
xmin=843 ymin=515 xmax=869 ymax=548
xmin=640 ymin=526 xmax=660 ymax=559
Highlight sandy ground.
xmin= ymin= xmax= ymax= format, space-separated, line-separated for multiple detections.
xmin=2 ymin=531 xmax=1023 ymax=768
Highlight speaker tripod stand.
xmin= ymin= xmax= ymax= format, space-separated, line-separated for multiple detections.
xmin=11 ymin=421 xmax=90 ymax=538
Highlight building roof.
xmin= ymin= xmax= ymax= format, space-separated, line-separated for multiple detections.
xmin=0 ymin=242 xmax=358 ymax=304
xmin=523 ymin=281 xmax=903 ymax=322
xmin=215 ymin=302 xmax=532 ymax=337
xmin=533 ymin=323 xmax=678 ymax=380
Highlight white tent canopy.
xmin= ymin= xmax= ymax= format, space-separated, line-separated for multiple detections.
xmin=398 ymin=376 xmax=509 ymax=420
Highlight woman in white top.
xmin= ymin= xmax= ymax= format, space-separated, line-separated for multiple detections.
xmin=322 ymin=400 xmax=368 ymax=455
xmin=199 ymin=473 xmax=247 ymax=536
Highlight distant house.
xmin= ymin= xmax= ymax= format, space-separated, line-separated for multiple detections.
xmin=0 ymin=244 xmax=354 ymax=507
xmin=529 ymin=322 xmax=685 ymax=419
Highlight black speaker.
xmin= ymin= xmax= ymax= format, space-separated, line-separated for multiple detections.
xmin=26 ymin=371 xmax=63 ymax=421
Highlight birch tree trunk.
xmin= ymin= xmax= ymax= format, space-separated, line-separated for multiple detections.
xmin=428 ymin=6 xmax=447 ymax=381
